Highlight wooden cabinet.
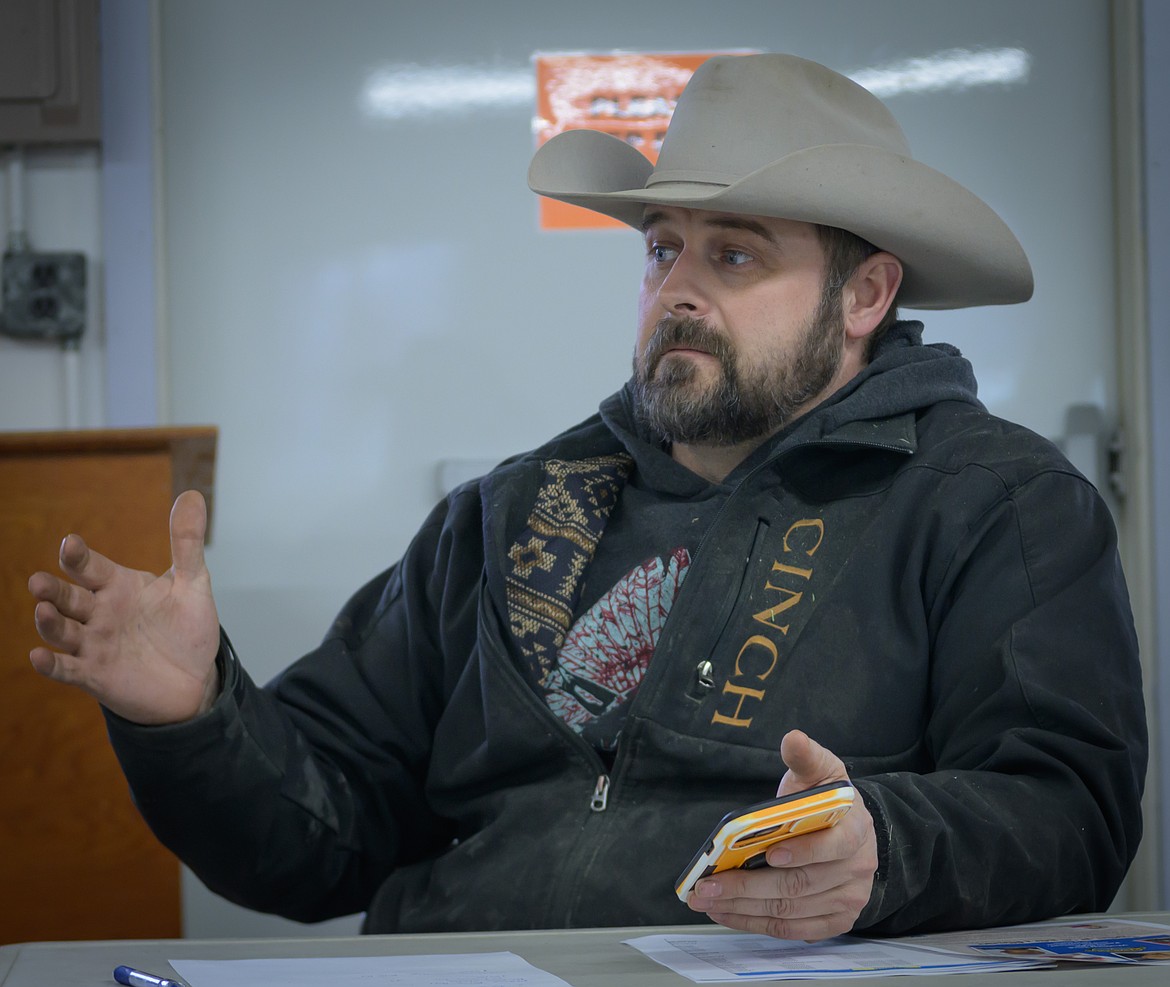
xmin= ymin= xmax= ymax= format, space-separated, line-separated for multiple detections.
xmin=0 ymin=427 xmax=216 ymax=944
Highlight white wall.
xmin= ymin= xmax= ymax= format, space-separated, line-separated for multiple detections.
xmin=2 ymin=0 xmax=1163 ymax=938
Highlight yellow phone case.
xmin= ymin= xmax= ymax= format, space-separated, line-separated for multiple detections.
xmin=675 ymin=782 xmax=855 ymax=901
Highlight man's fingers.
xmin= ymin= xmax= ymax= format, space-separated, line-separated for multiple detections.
xmin=28 ymin=644 xmax=60 ymax=679
xmin=57 ymin=533 xmax=119 ymax=592
xmin=691 ymin=862 xmax=865 ymax=940
xmin=29 ymin=644 xmax=75 ymax=682
xmin=691 ymin=850 xmax=844 ymax=905
xmin=169 ymin=490 xmax=208 ymax=578
xmin=694 ymin=888 xmax=835 ymax=921
xmin=28 ymin=645 xmax=103 ymax=697
xmin=31 ymin=599 xmax=86 ymax=655
xmin=28 ymin=570 xmax=96 ymax=623
xmin=705 ymin=908 xmax=852 ymax=943
xmin=691 ymin=860 xmax=873 ymax=942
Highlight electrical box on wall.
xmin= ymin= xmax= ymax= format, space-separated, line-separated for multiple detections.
xmin=0 ymin=0 xmax=101 ymax=145
xmin=1 ymin=249 xmax=86 ymax=342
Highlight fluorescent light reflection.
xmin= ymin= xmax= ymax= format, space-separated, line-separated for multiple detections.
xmin=361 ymin=65 xmax=533 ymax=120
xmin=850 ymin=47 xmax=1031 ymax=97
xmin=359 ymin=47 xmax=1032 ymax=123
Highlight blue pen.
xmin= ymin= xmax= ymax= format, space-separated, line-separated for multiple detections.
xmin=113 ymin=965 xmax=185 ymax=987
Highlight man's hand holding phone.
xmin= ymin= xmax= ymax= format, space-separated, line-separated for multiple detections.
xmin=682 ymin=729 xmax=878 ymax=942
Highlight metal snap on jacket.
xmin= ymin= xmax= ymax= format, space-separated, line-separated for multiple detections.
xmin=686 ymin=660 xmax=715 ymax=701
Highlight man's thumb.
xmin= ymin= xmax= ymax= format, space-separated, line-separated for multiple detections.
xmin=777 ymin=729 xmax=847 ymax=795
xmin=170 ymin=490 xmax=208 ymax=577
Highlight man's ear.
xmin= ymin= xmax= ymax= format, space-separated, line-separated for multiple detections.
xmin=843 ymin=252 xmax=903 ymax=341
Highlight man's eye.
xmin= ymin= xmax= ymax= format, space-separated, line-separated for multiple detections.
xmin=723 ymin=249 xmax=753 ymax=266
xmin=651 ymin=244 xmax=678 ymax=263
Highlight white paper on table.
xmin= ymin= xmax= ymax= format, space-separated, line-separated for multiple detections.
xmin=623 ymin=932 xmax=1042 ymax=982
xmin=886 ymin=918 xmax=1170 ymax=965
xmin=169 ymin=951 xmax=574 ymax=987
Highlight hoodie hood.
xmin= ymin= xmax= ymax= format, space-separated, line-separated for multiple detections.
xmin=810 ymin=320 xmax=982 ymax=435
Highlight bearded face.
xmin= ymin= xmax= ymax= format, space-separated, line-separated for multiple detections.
xmin=631 ymin=285 xmax=845 ymax=446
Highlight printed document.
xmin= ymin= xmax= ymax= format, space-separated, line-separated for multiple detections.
xmin=625 ymin=918 xmax=1170 ymax=982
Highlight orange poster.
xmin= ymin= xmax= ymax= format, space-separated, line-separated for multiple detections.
xmin=534 ymin=52 xmax=737 ymax=230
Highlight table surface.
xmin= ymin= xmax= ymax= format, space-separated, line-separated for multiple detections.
xmin=3 ymin=916 xmax=1170 ymax=985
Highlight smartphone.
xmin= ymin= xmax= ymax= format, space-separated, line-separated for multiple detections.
xmin=675 ymin=781 xmax=855 ymax=901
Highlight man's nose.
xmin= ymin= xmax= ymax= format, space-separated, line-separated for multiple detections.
xmin=657 ymin=250 xmax=710 ymax=316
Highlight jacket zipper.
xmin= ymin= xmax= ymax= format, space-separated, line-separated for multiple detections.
xmin=483 ymin=623 xmax=623 ymax=925
xmin=479 ymin=605 xmax=617 ymax=802
xmin=590 ymin=773 xmax=610 ymax=812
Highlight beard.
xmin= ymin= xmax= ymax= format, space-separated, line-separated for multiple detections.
xmin=631 ymin=289 xmax=845 ymax=446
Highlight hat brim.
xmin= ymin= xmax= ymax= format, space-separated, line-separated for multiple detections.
xmin=529 ymin=129 xmax=1033 ymax=310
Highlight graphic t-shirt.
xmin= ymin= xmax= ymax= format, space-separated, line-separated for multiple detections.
xmin=543 ymin=546 xmax=691 ymax=752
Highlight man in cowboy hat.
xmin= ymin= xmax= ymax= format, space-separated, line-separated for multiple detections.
xmin=28 ymin=54 xmax=1145 ymax=940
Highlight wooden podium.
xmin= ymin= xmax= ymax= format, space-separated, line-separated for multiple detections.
xmin=0 ymin=427 xmax=216 ymax=944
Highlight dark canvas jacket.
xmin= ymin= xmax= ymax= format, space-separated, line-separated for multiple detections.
xmin=106 ymin=324 xmax=1147 ymax=936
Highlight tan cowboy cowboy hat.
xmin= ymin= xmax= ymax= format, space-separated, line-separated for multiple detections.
xmin=528 ymin=53 xmax=1033 ymax=310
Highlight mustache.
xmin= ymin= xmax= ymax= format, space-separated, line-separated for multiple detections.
xmin=642 ymin=316 xmax=734 ymax=374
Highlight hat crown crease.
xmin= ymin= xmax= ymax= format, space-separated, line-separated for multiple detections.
xmin=651 ymin=55 xmax=911 ymax=188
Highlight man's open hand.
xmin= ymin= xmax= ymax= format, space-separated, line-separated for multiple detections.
xmin=28 ymin=490 xmax=221 ymax=724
